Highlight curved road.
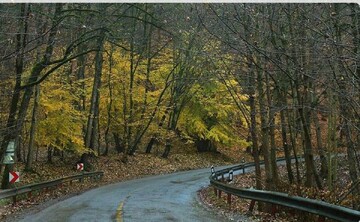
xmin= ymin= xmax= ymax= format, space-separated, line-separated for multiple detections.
xmin=16 ymin=166 xmax=251 ymax=222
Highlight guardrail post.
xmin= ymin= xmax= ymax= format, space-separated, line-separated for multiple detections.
xmin=318 ymin=216 xmax=325 ymax=222
xmin=248 ymin=200 xmax=255 ymax=213
xmin=12 ymin=196 xmax=16 ymax=205
xmin=27 ymin=191 xmax=32 ymax=199
xmin=211 ymin=165 xmax=215 ymax=176
xmin=271 ymin=204 xmax=277 ymax=216
xmin=227 ymin=193 xmax=231 ymax=206
xmin=228 ymin=170 xmax=233 ymax=183
xmin=208 ymin=158 xmax=360 ymax=222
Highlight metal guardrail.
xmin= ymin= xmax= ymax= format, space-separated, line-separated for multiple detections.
xmin=0 ymin=171 xmax=104 ymax=203
xmin=210 ymin=160 xmax=360 ymax=222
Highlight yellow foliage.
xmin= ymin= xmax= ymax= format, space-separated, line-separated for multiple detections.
xmin=177 ymin=66 xmax=250 ymax=149
xmin=97 ymin=40 xmax=175 ymax=145
xmin=35 ymin=69 xmax=88 ymax=154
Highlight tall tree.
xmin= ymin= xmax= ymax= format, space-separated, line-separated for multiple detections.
xmin=1 ymin=3 xmax=63 ymax=188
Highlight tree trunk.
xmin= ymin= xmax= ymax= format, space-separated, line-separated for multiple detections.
xmin=313 ymin=112 xmax=328 ymax=177
xmin=1 ymin=3 xmax=62 ymax=189
xmin=113 ymin=133 xmax=124 ymax=153
xmin=93 ymin=92 xmax=101 ymax=154
xmin=266 ymin=73 xmax=278 ymax=186
xmin=195 ymin=139 xmax=217 ymax=152
xmin=145 ymin=106 xmax=170 ymax=154
xmin=257 ymin=68 xmax=272 ymax=190
xmin=0 ymin=4 xmax=29 ymax=175
xmin=280 ymin=106 xmax=294 ymax=184
xmin=84 ymin=29 xmax=105 ymax=150
xmin=75 ymin=5 xmax=89 ymax=115
xmin=104 ymin=47 xmax=114 ymax=156
xmin=47 ymin=146 xmax=53 ymax=163
xmin=338 ymin=76 xmax=358 ymax=197
xmin=333 ymin=4 xmax=359 ymax=202
xmin=296 ymin=63 xmax=322 ymax=189
xmin=298 ymin=105 xmax=322 ymax=189
xmin=145 ymin=137 xmax=156 ymax=154
xmin=78 ymin=153 xmax=93 ymax=172
xmin=249 ymin=92 xmax=262 ymax=191
xmin=162 ymin=139 xmax=171 ymax=158
xmin=25 ymin=83 xmax=40 ymax=171
xmin=127 ymin=66 xmax=174 ymax=155
xmin=76 ymin=41 xmax=88 ymax=139
xmin=295 ymin=6 xmax=322 ymax=189
xmin=326 ymin=89 xmax=337 ymax=189
xmin=241 ymin=5 xmax=262 ymax=194
xmin=125 ymin=7 xmax=137 ymax=159
xmin=350 ymin=5 xmax=360 ymax=203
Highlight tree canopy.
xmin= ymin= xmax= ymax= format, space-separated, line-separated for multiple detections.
xmin=0 ymin=4 xmax=359 ymax=209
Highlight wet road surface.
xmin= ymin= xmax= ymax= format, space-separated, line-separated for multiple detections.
xmin=16 ymin=166 xmax=249 ymax=222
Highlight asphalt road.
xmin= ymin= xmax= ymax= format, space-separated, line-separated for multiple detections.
xmin=16 ymin=166 xmax=251 ymax=222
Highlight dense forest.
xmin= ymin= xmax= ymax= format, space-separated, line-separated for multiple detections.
xmin=0 ymin=3 xmax=359 ymax=208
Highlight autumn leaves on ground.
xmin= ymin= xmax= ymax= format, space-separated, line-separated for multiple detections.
xmin=200 ymin=155 xmax=357 ymax=222
xmin=0 ymin=144 xmax=240 ymax=220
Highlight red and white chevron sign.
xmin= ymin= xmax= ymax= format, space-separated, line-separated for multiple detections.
xmin=77 ymin=163 xmax=84 ymax=171
xmin=9 ymin=171 xmax=19 ymax=183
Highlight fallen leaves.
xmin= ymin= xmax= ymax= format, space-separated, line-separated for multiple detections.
xmin=200 ymin=155 xmax=357 ymax=222
xmin=0 ymin=151 xmax=234 ymax=221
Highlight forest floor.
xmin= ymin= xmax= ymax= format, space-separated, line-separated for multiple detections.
xmin=0 ymin=144 xmax=246 ymax=221
xmin=199 ymin=155 xmax=358 ymax=222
